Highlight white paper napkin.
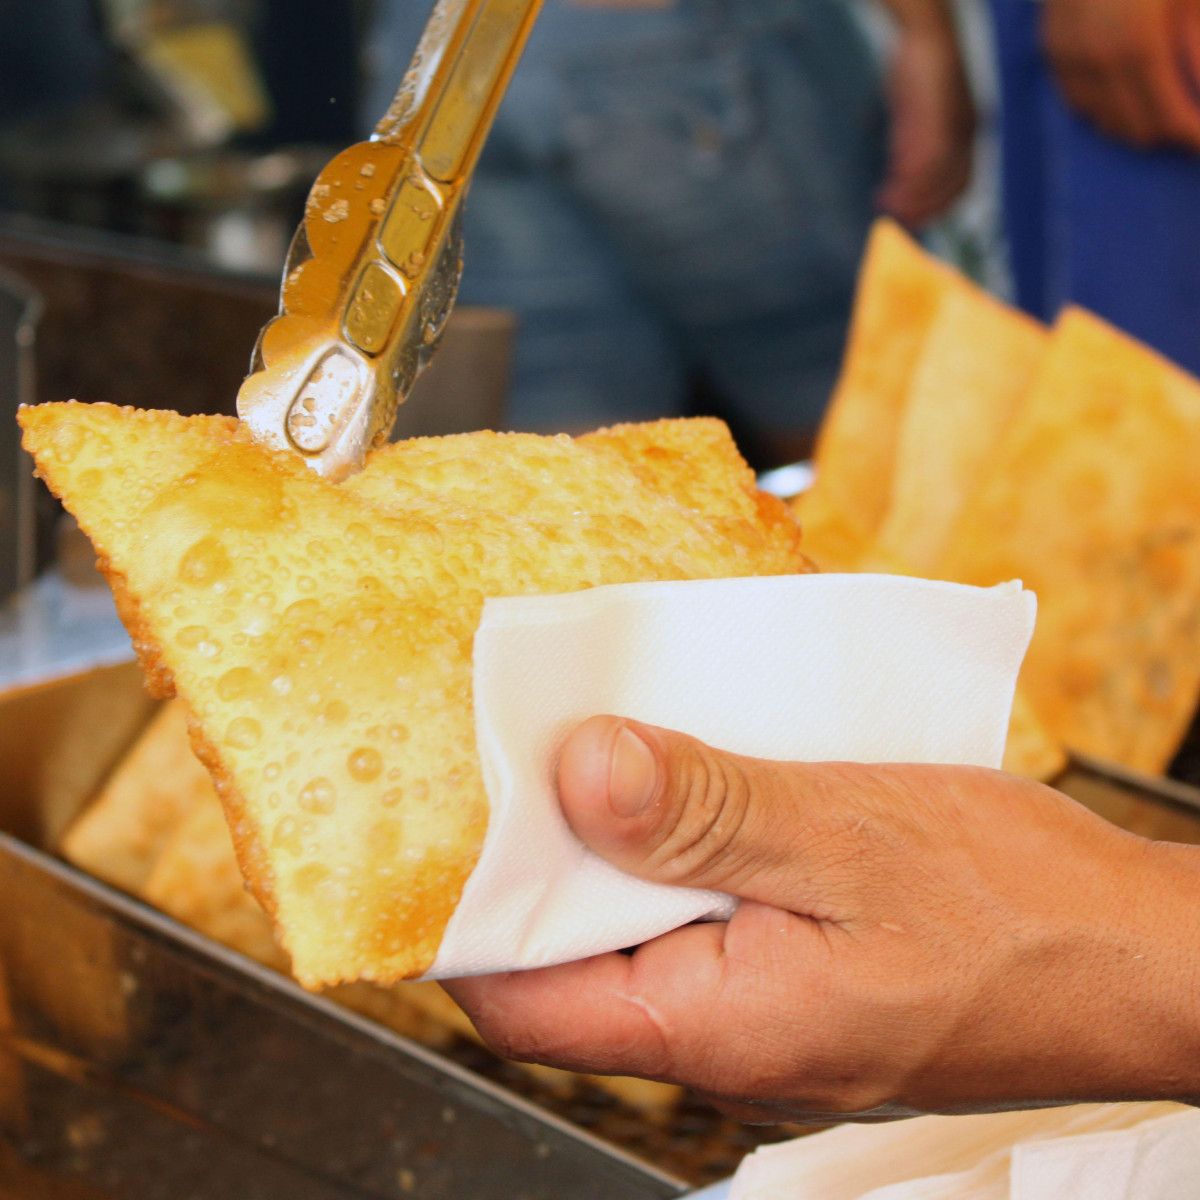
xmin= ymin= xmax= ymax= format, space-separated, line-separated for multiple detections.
xmin=728 ymin=1103 xmax=1198 ymax=1200
xmin=422 ymin=574 xmax=1036 ymax=979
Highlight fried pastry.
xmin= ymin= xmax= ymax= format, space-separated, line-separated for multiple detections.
xmin=63 ymin=699 xmax=215 ymax=892
xmin=939 ymin=309 xmax=1200 ymax=773
xmin=23 ymin=403 xmax=808 ymax=987
xmin=795 ymin=219 xmax=958 ymax=570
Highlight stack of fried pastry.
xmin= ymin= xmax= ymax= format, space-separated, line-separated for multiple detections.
xmin=797 ymin=220 xmax=1200 ymax=781
xmin=61 ymin=700 xmax=677 ymax=1113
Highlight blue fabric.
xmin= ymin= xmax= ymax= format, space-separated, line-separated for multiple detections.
xmin=990 ymin=0 xmax=1200 ymax=375
xmin=365 ymin=0 xmax=886 ymax=448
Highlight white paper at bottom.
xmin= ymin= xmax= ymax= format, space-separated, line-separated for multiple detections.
xmin=422 ymin=574 xmax=1036 ymax=979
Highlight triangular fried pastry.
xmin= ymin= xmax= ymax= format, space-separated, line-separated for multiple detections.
xmin=938 ymin=309 xmax=1200 ymax=773
xmin=62 ymin=699 xmax=214 ymax=891
xmin=22 ymin=403 xmax=808 ymax=986
xmin=795 ymin=219 xmax=958 ymax=570
xmin=873 ymin=285 xmax=1048 ymax=575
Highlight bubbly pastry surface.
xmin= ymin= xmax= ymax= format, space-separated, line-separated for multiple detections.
xmin=23 ymin=403 xmax=808 ymax=985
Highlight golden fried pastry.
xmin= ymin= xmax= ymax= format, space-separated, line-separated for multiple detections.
xmin=1002 ymin=691 xmax=1068 ymax=783
xmin=873 ymin=285 xmax=1048 ymax=576
xmin=795 ymin=219 xmax=958 ymax=571
xmin=82 ymin=702 xmax=676 ymax=1109
xmin=939 ymin=308 xmax=1200 ymax=773
xmin=62 ymin=699 xmax=215 ymax=891
xmin=22 ymin=403 xmax=808 ymax=987
xmin=144 ymin=796 xmax=289 ymax=970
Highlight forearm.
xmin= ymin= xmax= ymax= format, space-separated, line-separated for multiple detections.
xmin=876 ymin=0 xmax=957 ymax=34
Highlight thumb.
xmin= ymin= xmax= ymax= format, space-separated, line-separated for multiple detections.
xmin=556 ymin=716 xmax=814 ymax=904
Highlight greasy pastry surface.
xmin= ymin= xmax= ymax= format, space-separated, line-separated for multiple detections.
xmin=22 ymin=403 xmax=808 ymax=986
xmin=873 ymin=285 xmax=1048 ymax=576
xmin=795 ymin=219 xmax=957 ymax=571
xmin=939 ymin=309 xmax=1200 ymax=773
xmin=62 ymin=699 xmax=215 ymax=891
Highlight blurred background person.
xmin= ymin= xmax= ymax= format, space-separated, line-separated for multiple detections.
xmin=991 ymin=0 xmax=1200 ymax=374
xmin=0 ymin=0 xmax=980 ymax=464
xmin=364 ymin=0 xmax=976 ymax=466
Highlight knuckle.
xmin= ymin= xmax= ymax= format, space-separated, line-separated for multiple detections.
xmin=648 ymin=741 xmax=753 ymax=887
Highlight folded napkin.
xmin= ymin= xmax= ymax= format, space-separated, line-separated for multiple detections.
xmin=729 ymin=1103 xmax=1198 ymax=1200
xmin=423 ymin=574 xmax=1036 ymax=979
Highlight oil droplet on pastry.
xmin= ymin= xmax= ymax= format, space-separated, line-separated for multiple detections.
xmin=297 ymin=628 xmax=324 ymax=652
xmin=285 ymin=598 xmax=320 ymax=622
xmin=272 ymin=815 xmax=302 ymax=854
xmin=271 ymin=674 xmax=293 ymax=696
xmin=348 ymin=746 xmax=382 ymax=782
xmin=388 ymin=724 xmax=410 ymax=743
xmin=226 ymin=716 xmax=262 ymax=749
xmin=297 ymin=576 xmax=316 ymax=594
xmin=323 ymin=699 xmax=349 ymax=724
xmin=380 ymin=787 xmax=403 ymax=808
xmin=295 ymin=862 xmax=330 ymax=894
xmin=298 ymin=776 xmax=337 ymax=815
xmin=218 ymin=667 xmax=260 ymax=702
xmin=196 ymin=638 xmax=222 ymax=660
xmin=264 ymin=762 xmax=281 ymax=781
xmin=178 ymin=625 xmax=209 ymax=648
xmin=179 ymin=536 xmax=231 ymax=586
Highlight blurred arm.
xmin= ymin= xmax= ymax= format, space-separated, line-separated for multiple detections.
xmin=873 ymin=0 xmax=976 ymax=227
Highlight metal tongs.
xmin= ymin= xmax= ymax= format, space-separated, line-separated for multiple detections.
xmin=237 ymin=0 xmax=542 ymax=481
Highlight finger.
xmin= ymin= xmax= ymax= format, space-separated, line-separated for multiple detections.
xmin=878 ymin=155 xmax=971 ymax=228
xmin=875 ymin=144 xmax=948 ymax=227
xmin=445 ymin=922 xmax=733 ymax=1080
xmin=556 ymin=715 xmax=830 ymax=904
xmin=1041 ymin=3 xmax=1157 ymax=144
xmin=1080 ymin=56 xmax=1158 ymax=144
xmin=447 ymin=905 xmax=832 ymax=1093
xmin=1140 ymin=10 xmax=1200 ymax=148
xmin=1181 ymin=4 xmax=1200 ymax=90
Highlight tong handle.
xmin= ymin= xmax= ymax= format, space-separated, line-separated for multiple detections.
xmin=337 ymin=0 xmax=542 ymax=390
xmin=376 ymin=0 xmax=540 ymax=183
xmin=237 ymin=0 xmax=541 ymax=480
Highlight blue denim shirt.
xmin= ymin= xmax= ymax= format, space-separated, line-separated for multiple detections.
xmin=364 ymin=0 xmax=885 ymax=454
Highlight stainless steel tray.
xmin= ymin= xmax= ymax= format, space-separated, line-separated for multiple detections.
xmin=4 ymin=663 xmax=1200 ymax=1198
xmin=0 ymin=662 xmax=687 ymax=1199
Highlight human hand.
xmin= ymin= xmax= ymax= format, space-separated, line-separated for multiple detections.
xmin=875 ymin=2 xmax=976 ymax=227
xmin=1042 ymin=0 xmax=1200 ymax=150
xmin=446 ymin=717 xmax=1200 ymax=1122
